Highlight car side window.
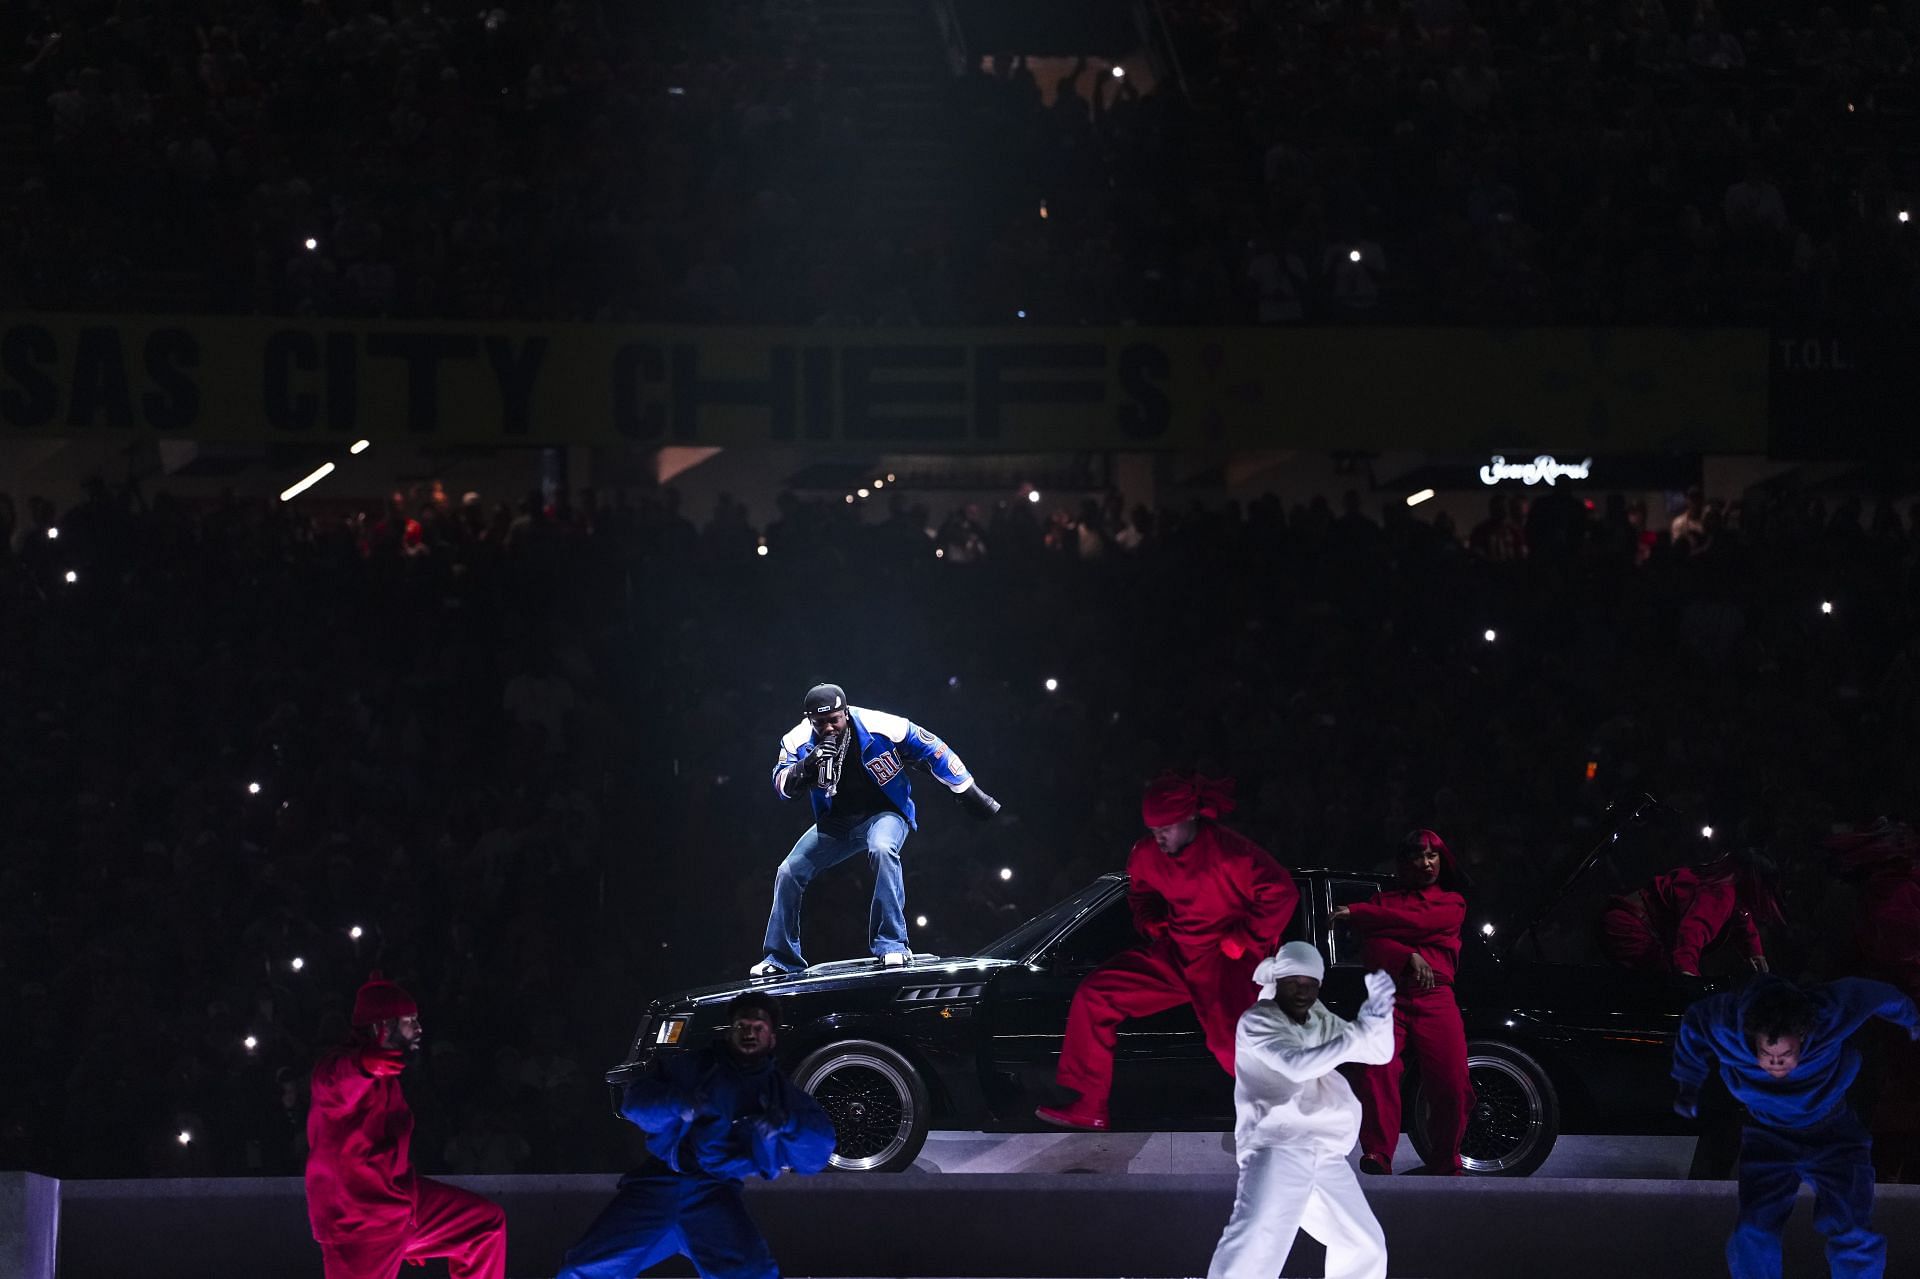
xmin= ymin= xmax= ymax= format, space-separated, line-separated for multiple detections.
xmin=1284 ymin=878 xmax=1310 ymax=944
xmin=1049 ymin=897 xmax=1146 ymax=970
xmin=1328 ymin=878 xmax=1379 ymax=967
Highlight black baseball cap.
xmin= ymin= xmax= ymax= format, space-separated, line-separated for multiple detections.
xmin=802 ymin=683 xmax=847 ymax=717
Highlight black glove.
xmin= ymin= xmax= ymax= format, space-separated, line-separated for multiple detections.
xmin=957 ymin=783 xmax=1001 ymax=820
xmin=1673 ymin=1085 xmax=1700 ymax=1120
xmin=781 ymin=754 xmax=821 ymax=798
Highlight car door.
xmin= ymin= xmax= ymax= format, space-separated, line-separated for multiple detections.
xmin=1495 ymin=959 xmax=1700 ymax=1128
xmin=981 ymin=877 xmax=1315 ymax=1129
xmin=1321 ymin=874 xmax=1388 ymax=1019
xmin=1105 ymin=873 xmax=1321 ymax=1125
xmin=979 ymin=890 xmax=1223 ymax=1126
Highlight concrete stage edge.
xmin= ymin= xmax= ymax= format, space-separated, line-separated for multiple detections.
xmin=0 ymin=1175 xmax=58 ymax=1279
xmin=15 ymin=1172 xmax=1919 ymax=1279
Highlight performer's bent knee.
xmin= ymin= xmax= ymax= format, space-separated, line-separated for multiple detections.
xmin=1070 ymin=979 xmax=1123 ymax=1013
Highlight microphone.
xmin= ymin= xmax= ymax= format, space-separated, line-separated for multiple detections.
xmin=815 ymin=728 xmax=848 ymax=792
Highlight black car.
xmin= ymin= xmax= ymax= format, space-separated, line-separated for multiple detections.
xmin=608 ymin=851 xmax=1713 ymax=1176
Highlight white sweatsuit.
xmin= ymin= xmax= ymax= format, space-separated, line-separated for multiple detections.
xmin=1206 ymin=998 xmax=1397 ymax=1279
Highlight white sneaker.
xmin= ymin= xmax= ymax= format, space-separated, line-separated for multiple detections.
xmin=882 ymin=951 xmax=909 ymax=968
xmin=748 ymin=959 xmax=785 ymax=978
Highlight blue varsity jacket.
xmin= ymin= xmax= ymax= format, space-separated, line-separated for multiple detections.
xmin=770 ymin=706 xmax=972 ymax=830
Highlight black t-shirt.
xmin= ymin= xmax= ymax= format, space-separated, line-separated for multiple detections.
xmin=823 ymin=736 xmax=900 ymax=826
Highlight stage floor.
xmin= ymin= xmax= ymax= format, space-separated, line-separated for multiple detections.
xmin=32 ymin=1161 xmax=1918 ymax=1279
xmin=909 ymin=1130 xmax=1697 ymax=1177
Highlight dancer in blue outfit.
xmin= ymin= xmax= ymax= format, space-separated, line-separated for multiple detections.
xmin=1673 ymin=975 xmax=1919 ymax=1279
xmin=557 ymin=992 xmax=836 ymax=1279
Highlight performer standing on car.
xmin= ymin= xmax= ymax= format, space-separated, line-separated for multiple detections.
xmin=1038 ymin=771 xmax=1299 ymax=1131
xmin=1673 ymin=975 xmax=1919 ymax=1279
xmin=305 ymin=972 xmax=507 ymax=1279
xmin=753 ymin=683 xmax=1001 ymax=976
xmin=1600 ymin=848 xmax=1780 ymax=977
xmin=1336 ymin=829 xmax=1473 ymax=1176
xmin=1826 ymin=821 xmax=1920 ymax=1182
xmin=556 ymin=992 xmax=836 ymax=1279
xmin=1207 ymin=942 xmax=1399 ymax=1279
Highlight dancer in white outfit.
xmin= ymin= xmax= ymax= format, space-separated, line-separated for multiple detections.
xmin=1207 ymin=941 xmax=1398 ymax=1279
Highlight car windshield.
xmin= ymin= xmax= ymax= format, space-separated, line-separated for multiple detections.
xmin=973 ymin=877 xmax=1121 ymax=961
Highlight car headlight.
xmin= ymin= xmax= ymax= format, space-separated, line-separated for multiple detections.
xmin=654 ymin=1015 xmax=691 ymax=1046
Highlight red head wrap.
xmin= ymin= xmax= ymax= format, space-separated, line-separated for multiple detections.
xmin=1142 ymin=772 xmax=1236 ymax=828
xmin=352 ymin=970 xmax=418 ymax=1026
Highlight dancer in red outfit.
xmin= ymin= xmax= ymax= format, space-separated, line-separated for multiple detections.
xmin=305 ymin=972 xmax=507 ymax=1279
xmin=1037 ymin=772 xmax=1299 ymax=1131
xmin=1338 ymin=829 xmax=1473 ymax=1176
xmin=1600 ymin=852 xmax=1779 ymax=976
xmin=1827 ymin=822 xmax=1920 ymax=1182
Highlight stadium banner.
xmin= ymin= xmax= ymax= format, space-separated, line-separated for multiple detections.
xmin=0 ymin=315 xmax=1769 ymax=452
xmin=1767 ymin=331 xmax=1920 ymax=460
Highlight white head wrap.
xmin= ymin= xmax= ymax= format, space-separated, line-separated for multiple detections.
xmin=1253 ymin=940 xmax=1326 ymax=1000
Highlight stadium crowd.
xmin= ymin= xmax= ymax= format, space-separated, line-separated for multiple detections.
xmin=1 ymin=472 xmax=1916 ymax=1176
xmin=957 ymin=0 xmax=1920 ymax=324
xmin=8 ymin=0 xmax=1920 ymax=324
xmin=6 ymin=0 xmax=853 ymax=321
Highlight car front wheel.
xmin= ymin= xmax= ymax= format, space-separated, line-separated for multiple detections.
xmin=792 ymin=1039 xmax=931 ymax=1173
xmin=1408 ymin=1040 xmax=1560 ymax=1176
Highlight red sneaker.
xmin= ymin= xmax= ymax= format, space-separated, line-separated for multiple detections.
xmin=1034 ymin=1105 xmax=1109 ymax=1132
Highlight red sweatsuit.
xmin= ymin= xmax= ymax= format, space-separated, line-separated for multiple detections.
xmin=305 ymin=1046 xmax=507 ymax=1279
xmin=1599 ymin=868 xmax=1763 ymax=974
xmin=1054 ymin=822 xmax=1299 ymax=1120
xmin=1859 ymin=863 xmax=1920 ymax=996
xmin=1345 ymin=885 xmax=1473 ymax=1172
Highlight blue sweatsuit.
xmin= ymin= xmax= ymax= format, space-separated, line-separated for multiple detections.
xmin=558 ymin=1045 xmax=837 ymax=1279
xmin=1673 ymin=977 xmax=1919 ymax=1279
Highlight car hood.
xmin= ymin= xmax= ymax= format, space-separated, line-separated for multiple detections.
xmin=655 ymin=955 xmax=1017 ymax=1009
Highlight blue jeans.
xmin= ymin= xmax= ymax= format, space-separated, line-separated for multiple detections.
xmin=1728 ymin=1108 xmax=1883 ymax=1279
xmin=759 ymin=812 xmax=909 ymax=971
xmin=556 ymin=1171 xmax=777 ymax=1279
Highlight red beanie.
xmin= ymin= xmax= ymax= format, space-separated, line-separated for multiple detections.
xmin=352 ymin=970 xmax=418 ymax=1025
xmin=1142 ymin=771 xmax=1236 ymax=827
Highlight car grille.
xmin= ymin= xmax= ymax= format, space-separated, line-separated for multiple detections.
xmin=895 ymin=983 xmax=985 ymax=1002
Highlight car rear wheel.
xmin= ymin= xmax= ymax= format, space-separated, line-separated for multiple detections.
xmin=792 ymin=1039 xmax=931 ymax=1173
xmin=1409 ymin=1040 xmax=1560 ymax=1176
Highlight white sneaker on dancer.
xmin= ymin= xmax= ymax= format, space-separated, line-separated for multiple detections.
xmin=883 ymin=951 xmax=909 ymax=968
xmin=748 ymin=959 xmax=785 ymax=978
